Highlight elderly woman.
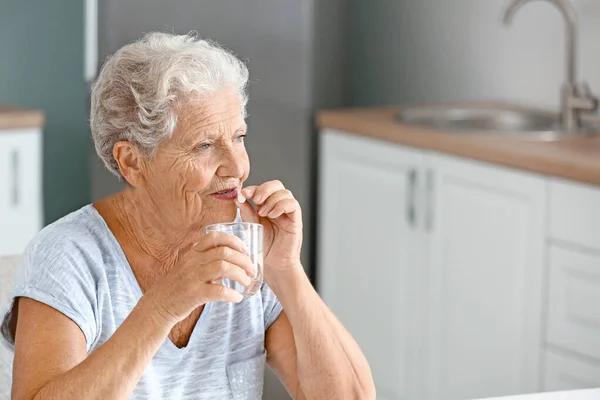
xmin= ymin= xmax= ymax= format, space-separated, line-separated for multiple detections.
xmin=0 ymin=33 xmax=375 ymax=400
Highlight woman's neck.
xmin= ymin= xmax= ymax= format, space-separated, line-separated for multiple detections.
xmin=94 ymin=189 xmax=199 ymax=286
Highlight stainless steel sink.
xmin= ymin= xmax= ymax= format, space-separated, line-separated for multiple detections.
xmin=392 ymin=0 xmax=600 ymax=141
xmin=396 ymin=104 xmax=599 ymax=140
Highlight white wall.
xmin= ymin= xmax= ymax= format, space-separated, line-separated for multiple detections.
xmin=347 ymin=0 xmax=600 ymax=109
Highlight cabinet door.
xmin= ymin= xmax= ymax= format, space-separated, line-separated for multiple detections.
xmin=0 ymin=129 xmax=43 ymax=256
xmin=546 ymin=245 xmax=600 ymax=360
xmin=317 ymin=130 xmax=425 ymax=400
xmin=426 ymin=154 xmax=546 ymax=400
xmin=544 ymin=351 xmax=600 ymax=392
xmin=548 ymin=179 xmax=600 ymax=252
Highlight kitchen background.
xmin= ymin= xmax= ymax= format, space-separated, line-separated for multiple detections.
xmin=2 ymin=0 xmax=600 ymax=399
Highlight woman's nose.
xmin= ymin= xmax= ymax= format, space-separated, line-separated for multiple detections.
xmin=218 ymin=147 xmax=245 ymax=178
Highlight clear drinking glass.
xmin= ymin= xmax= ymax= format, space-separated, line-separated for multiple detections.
xmin=204 ymin=222 xmax=264 ymax=297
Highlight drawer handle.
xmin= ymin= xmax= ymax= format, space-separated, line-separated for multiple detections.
xmin=425 ymin=168 xmax=434 ymax=232
xmin=11 ymin=149 xmax=20 ymax=207
xmin=407 ymin=168 xmax=417 ymax=227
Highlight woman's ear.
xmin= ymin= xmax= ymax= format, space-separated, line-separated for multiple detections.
xmin=113 ymin=141 xmax=145 ymax=187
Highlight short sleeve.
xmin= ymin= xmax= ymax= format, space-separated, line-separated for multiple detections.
xmin=0 ymin=224 xmax=100 ymax=352
xmin=261 ymin=281 xmax=283 ymax=330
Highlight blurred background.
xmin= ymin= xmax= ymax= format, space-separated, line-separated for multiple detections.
xmin=3 ymin=0 xmax=600 ymax=399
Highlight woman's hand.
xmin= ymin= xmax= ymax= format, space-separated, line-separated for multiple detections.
xmin=239 ymin=180 xmax=303 ymax=276
xmin=144 ymin=232 xmax=255 ymax=326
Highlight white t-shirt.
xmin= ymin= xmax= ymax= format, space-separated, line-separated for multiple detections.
xmin=1 ymin=205 xmax=283 ymax=400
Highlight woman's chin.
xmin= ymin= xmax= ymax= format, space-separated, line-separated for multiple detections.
xmin=196 ymin=204 xmax=237 ymax=227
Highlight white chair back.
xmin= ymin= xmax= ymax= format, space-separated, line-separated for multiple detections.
xmin=0 ymin=255 xmax=20 ymax=400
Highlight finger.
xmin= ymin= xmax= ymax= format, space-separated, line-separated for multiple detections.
xmin=242 ymin=185 xmax=258 ymax=200
xmin=203 ymin=260 xmax=253 ymax=287
xmin=237 ymin=198 xmax=260 ymax=223
xmin=202 ymin=246 xmax=256 ymax=278
xmin=257 ymin=189 xmax=293 ymax=217
xmin=201 ymin=283 xmax=244 ymax=303
xmin=197 ymin=231 xmax=248 ymax=253
xmin=246 ymin=180 xmax=285 ymax=205
xmin=265 ymin=198 xmax=301 ymax=220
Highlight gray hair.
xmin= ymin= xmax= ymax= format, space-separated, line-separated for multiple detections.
xmin=90 ymin=32 xmax=249 ymax=181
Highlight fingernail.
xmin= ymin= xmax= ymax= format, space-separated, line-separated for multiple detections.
xmin=268 ymin=212 xmax=276 ymax=218
xmin=243 ymin=188 xmax=252 ymax=196
xmin=237 ymin=191 xmax=246 ymax=203
xmin=258 ymin=208 xmax=266 ymax=216
xmin=241 ymin=242 xmax=249 ymax=252
xmin=254 ymin=195 xmax=262 ymax=203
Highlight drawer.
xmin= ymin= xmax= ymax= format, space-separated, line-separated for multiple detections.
xmin=546 ymin=245 xmax=600 ymax=360
xmin=0 ymin=128 xmax=42 ymax=256
xmin=544 ymin=350 xmax=600 ymax=392
xmin=549 ymin=179 xmax=600 ymax=251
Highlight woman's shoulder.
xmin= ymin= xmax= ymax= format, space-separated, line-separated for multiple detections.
xmin=1 ymin=205 xmax=110 ymax=349
xmin=22 ymin=204 xmax=111 ymax=277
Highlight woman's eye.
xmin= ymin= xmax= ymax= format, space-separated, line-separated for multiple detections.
xmin=235 ymin=134 xmax=247 ymax=143
xmin=197 ymin=143 xmax=211 ymax=151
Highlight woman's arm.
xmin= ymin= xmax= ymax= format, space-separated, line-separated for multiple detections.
xmin=237 ymin=181 xmax=375 ymax=399
xmin=12 ymin=296 xmax=170 ymax=400
xmin=11 ymin=232 xmax=255 ymax=400
xmin=265 ymin=263 xmax=376 ymax=400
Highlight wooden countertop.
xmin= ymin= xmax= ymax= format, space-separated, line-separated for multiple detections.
xmin=316 ymin=105 xmax=600 ymax=187
xmin=0 ymin=104 xmax=44 ymax=130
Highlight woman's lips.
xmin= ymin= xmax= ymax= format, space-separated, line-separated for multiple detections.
xmin=211 ymin=187 xmax=238 ymax=200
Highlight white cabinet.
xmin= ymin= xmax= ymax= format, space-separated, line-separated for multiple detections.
xmin=546 ymin=245 xmax=600 ymax=361
xmin=542 ymin=180 xmax=600 ymax=390
xmin=425 ymin=154 xmax=546 ymax=400
xmin=0 ymin=128 xmax=43 ymax=256
xmin=317 ymin=130 xmax=547 ymax=400
xmin=548 ymin=180 xmax=600 ymax=252
xmin=317 ymin=130 xmax=425 ymax=400
xmin=543 ymin=351 xmax=600 ymax=392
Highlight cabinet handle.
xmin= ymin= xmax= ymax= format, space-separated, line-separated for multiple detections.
xmin=425 ymin=168 xmax=434 ymax=232
xmin=11 ymin=149 xmax=20 ymax=207
xmin=407 ymin=168 xmax=417 ymax=227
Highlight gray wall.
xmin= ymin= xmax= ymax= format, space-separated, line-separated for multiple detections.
xmin=347 ymin=0 xmax=600 ymax=108
xmin=0 ymin=0 xmax=89 ymax=224
xmin=92 ymin=0 xmax=347 ymax=273
xmin=92 ymin=0 xmax=315 ymax=266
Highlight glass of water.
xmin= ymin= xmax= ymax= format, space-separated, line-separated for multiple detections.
xmin=204 ymin=222 xmax=264 ymax=297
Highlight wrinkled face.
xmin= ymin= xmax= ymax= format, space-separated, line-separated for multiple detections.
xmin=138 ymin=87 xmax=249 ymax=229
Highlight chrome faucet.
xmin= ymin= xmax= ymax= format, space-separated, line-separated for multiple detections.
xmin=503 ymin=0 xmax=598 ymax=131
